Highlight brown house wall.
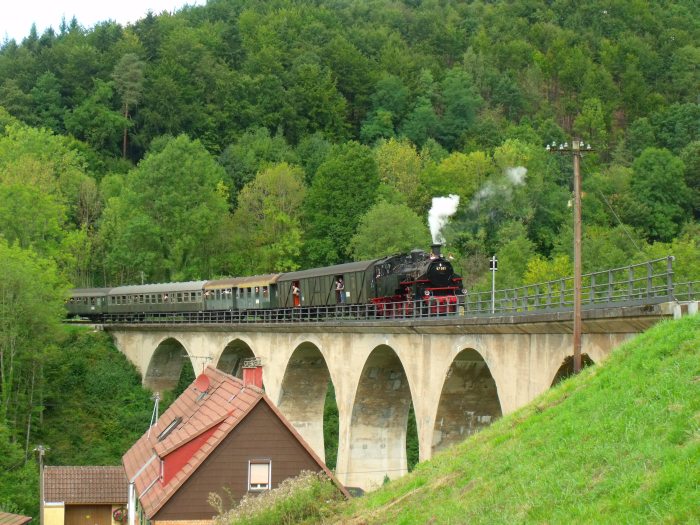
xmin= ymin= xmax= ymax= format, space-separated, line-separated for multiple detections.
xmin=153 ymin=401 xmax=324 ymax=521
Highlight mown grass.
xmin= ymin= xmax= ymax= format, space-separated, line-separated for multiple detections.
xmin=219 ymin=315 xmax=698 ymax=524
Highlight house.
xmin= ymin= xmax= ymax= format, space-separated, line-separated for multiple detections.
xmin=0 ymin=511 xmax=32 ymax=525
xmin=42 ymin=466 xmax=127 ymax=525
xmin=122 ymin=363 xmax=347 ymax=525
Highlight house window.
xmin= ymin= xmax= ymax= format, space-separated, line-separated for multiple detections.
xmin=248 ymin=460 xmax=271 ymax=491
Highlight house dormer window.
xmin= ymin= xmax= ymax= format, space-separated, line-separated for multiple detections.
xmin=248 ymin=460 xmax=271 ymax=491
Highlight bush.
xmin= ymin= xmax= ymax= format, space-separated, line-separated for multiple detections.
xmin=211 ymin=471 xmax=344 ymax=525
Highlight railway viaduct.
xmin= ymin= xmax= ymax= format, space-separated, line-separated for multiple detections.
xmin=103 ymin=301 xmax=688 ymax=491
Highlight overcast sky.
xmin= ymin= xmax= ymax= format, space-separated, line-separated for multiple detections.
xmin=0 ymin=0 xmax=205 ymax=43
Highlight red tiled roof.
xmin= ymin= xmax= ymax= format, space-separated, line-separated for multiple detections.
xmin=44 ymin=466 xmax=127 ymax=504
xmin=123 ymin=366 xmax=346 ymax=519
xmin=0 ymin=512 xmax=31 ymax=525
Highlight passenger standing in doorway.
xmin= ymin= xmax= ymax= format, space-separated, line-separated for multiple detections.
xmin=335 ymin=278 xmax=345 ymax=304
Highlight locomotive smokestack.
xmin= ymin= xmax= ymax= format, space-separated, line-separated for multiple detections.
xmin=431 ymin=243 xmax=442 ymax=258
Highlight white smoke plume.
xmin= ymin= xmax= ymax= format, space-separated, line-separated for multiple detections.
xmin=470 ymin=166 xmax=527 ymax=211
xmin=506 ymin=166 xmax=527 ymax=185
xmin=429 ymin=195 xmax=460 ymax=243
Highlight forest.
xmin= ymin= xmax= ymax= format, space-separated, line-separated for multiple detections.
xmin=0 ymin=0 xmax=698 ymax=516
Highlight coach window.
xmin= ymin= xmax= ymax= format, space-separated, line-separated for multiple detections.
xmin=248 ymin=460 xmax=271 ymax=491
xmin=263 ymin=286 xmax=269 ymax=298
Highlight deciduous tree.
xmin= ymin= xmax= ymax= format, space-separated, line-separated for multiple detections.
xmin=350 ymin=201 xmax=430 ymax=260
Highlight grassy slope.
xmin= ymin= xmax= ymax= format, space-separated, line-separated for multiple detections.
xmin=323 ymin=315 xmax=700 ymax=524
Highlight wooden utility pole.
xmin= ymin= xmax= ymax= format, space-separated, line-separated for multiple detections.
xmin=547 ymin=139 xmax=592 ymax=374
xmin=34 ymin=445 xmax=47 ymax=525
xmin=572 ymin=140 xmax=582 ymax=374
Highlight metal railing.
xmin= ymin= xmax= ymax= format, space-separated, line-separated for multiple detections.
xmin=462 ymin=256 xmax=675 ymax=315
xmin=674 ymin=280 xmax=700 ymax=302
xmin=99 ymin=257 xmax=678 ymax=325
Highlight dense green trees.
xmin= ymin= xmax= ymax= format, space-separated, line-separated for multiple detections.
xmin=228 ymin=162 xmax=306 ymax=274
xmin=100 ymin=134 xmax=229 ymax=283
xmin=303 ymin=141 xmax=379 ymax=265
xmin=0 ymin=241 xmax=69 ymax=515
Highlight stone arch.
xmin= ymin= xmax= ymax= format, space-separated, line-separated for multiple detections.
xmin=345 ymin=345 xmax=413 ymax=490
xmin=276 ymin=342 xmax=332 ymax=463
xmin=217 ymin=338 xmax=256 ymax=379
xmin=144 ymin=337 xmax=190 ymax=391
xmin=551 ymin=354 xmax=595 ymax=386
xmin=432 ymin=348 xmax=502 ymax=455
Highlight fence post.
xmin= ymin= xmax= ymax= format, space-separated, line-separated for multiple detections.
xmin=646 ymin=262 xmax=653 ymax=297
xmin=666 ymin=256 xmax=675 ymax=297
xmin=559 ymin=279 xmax=565 ymax=307
xmin=589 ymin=273 xmax=596 ymax=304
xmin=628 ymin=267 xmax=634 ymax=299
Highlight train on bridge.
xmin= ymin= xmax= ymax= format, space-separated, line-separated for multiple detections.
xmin=67 ymin=245 xmax=464 ymax=322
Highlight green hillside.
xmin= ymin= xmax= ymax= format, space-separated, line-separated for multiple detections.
xmin=329 ymin=315 xmax=700 ymax=524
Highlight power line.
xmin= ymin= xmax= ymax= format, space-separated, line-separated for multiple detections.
xmin=595 ymin=190 xmax=643 ymax=254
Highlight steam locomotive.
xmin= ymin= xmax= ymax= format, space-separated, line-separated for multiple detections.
xmin=66 ymin=244 xmax=463 ymax=322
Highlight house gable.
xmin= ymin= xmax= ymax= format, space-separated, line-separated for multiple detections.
xmin=153 ymin=402 xmax=324 ymax=521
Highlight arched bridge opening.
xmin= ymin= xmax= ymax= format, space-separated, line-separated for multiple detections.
xmin=144 ymin=338 xmax=191 ymax=392
xmin=276 ymin=343 xmax=334 ymax=464
xmin=346 ymin=345 xmax=412 ymax=490
xmin=217 ymin=339 xmax=255 ymax=379
xmin=551 ymin=354 xmax=595 ymax=386
xmin=432 ymin=348 xmax=502 ymax=455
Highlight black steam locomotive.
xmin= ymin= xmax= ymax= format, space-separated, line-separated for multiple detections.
xmin=66 ymin=245 xmax=463 ymax=321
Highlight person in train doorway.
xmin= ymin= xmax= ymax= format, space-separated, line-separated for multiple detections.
xmin=292 ymin=284 xmax=301 ymax=307
xmin=335 ymin=277 xmax=346 ymax=304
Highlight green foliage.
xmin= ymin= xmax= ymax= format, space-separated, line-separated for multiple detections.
xmin=638 ymin=226 xmax=700 ymax=283
xmin=629 ymin=148 xmax=689 ymax=242
xmin=0 ymin=422 xmax=37 ymax=517
xmin=212 ymin=471 xmax=344 ymax=525
xmin=36 ymin=330 xmax=156 ymax=465
xmin=100 ymin=134 xmax=229 ymax=282
xmin=219 ymin=127 xmax=299 ymax=208
xmin=523 ymin=254 xmax=572 ymax=285
xmin=323 ymin=382 xmax=338 ymax=471
xmin=349 ymin=201 xmax=430 ymax=260
xmin=0 ymin=240 xmax=68 ymax=427
xmin=0 ymin=241 xmax=68 ymax=517
xmin=227 ymin=162 xmax=306 ymax=274
xmin=64 ymin=79 xmax=128 ymax=155
xmin=303 ymin=141 xmax=379 ymax=265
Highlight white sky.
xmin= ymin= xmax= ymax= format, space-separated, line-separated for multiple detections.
xmin=0 ymin=0 xmax=205 ymax=43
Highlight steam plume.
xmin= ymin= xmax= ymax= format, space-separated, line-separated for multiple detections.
xmin=470 ymin=166 xmax=527 ymax=211
xmin=429 ymin=195 xmax=460 ymax=243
